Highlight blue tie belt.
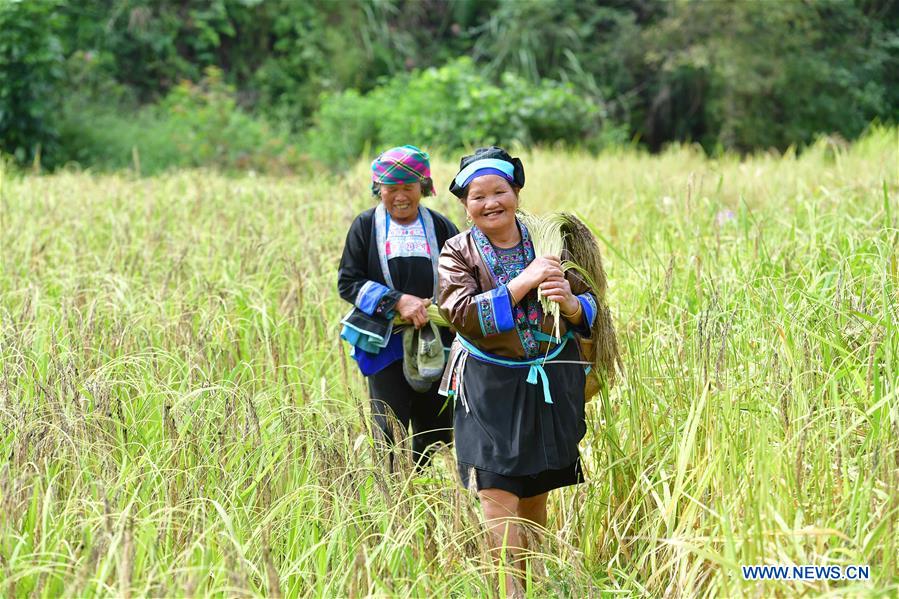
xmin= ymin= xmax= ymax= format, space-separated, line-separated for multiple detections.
xmin=455 ymin=331 xmax=573 ymax=405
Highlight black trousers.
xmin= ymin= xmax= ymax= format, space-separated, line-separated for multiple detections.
xmin=367 ymin=359 xmax=453 ymax=469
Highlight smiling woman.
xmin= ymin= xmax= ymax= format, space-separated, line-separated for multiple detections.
xmin=439 ymin=146 xmax=600 ymax=595
xmin=337 ymin=145 xmax=459 ymax=471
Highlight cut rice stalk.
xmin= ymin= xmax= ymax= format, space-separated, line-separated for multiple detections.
xmin=518 ymin=210 xmax=567 ymax=340
xmin=519 ymin=210 xmax=621 ymax=387
xmin=556 ymin=212 xmax=620 ymax=387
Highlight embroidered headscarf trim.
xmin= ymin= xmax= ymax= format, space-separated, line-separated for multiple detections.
xmin=450 ymin=146 xmax=525 ymax=198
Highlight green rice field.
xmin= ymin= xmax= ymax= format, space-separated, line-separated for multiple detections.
xmin=0 ymin=128 xmax=897 ymax=597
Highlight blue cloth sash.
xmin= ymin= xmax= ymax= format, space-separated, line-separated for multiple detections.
xmin=455 ymin=331 xmax=572 ymax=405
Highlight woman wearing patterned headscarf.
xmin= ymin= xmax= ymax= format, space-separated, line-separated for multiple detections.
xmin=338 ymin=145 xmax=459 ymax=470
xmin=438 ymin=146 xmax=600 ymax=589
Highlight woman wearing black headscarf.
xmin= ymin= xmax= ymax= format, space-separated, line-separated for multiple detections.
xmin=438 ymin=147 xmax=600 ymax=588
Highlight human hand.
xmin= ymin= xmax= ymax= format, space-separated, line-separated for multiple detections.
xmin=520 ymin=255 xmax=563 ymax=290
xmin=396 ymin=294 xmax=430 ymax=328
xmin=538 ymin=276 xmax=579 ymax=315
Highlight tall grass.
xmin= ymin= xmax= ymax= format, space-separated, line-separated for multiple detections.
xmin=0 ymin=126 xmax=896 ymax=596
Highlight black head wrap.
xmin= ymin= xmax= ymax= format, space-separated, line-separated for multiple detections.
xmin=448 ymin=146 xmax=525 ymax=199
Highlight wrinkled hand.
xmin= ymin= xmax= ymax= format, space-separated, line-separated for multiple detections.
xmin=396 ymin=294 xmax=430 ymax=328
xmin=538 ymin=276 xmax=579 ymax=315
xmin=522 ymin=255 xmax=564 ymax=290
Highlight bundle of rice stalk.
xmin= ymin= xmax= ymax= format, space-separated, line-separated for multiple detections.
xmin=557 ymin=212 xmax=621 ymax=389
xmin=393 ymin=303 xmax=449 ymax=328
xmin=519 ymin=210 xmax=621 ymax=390
xmin=517 ymin=210 xmax=567 ymax=340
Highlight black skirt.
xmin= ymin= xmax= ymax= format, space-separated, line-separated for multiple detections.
xmin=458 ymin=459 xmax=584 ymax=498
xmin=453 ymin=340 xmax=587 ymax=496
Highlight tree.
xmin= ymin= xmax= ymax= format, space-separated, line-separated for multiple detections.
xmin=0 ymin=0 xmax=65 ymax=165
xmin=635 ymin=0 xmax=894 ymax=151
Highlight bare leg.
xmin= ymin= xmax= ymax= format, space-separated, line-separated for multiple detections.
xmin=517 ymin=492 xmax=548 ymax=527
xmin=478 ymin=488 xmax=525 ymax=597
xmin=517 ymin=492 xmax=548 ymax=556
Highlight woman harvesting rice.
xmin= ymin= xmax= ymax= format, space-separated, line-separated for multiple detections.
xmin=338 ymin=145 xmax=458 ymax=469
xmin=438 ymin=146 xmax=605 ymax=588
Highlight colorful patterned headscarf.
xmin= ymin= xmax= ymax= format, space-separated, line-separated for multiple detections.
xmin=371 ymin=145 xmax=434 ymax=196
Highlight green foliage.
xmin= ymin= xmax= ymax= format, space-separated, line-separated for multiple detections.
xmin=59 ymin=67 xmax=304 ymax=175
xmin=638 ymin=0 xmax=894 ymax=151
xmin=236 ymin=0 xmax=496 ymax=129
xmin=56 ymin=0 xmax=449 ymax=127
xmin=159 ymin=67 xmax=302 ymax=172
xmin=307 ymin=58 xmax=625 ymax=166
xmin=60 ymin=0 xmax=244 ymax=99
xmin=0 ymin=0 xmax=65 ymax=166
xmin=2 ymin=0 xmax=897 ymax=170
xmin=249 ymin=1 xmax=365 ymax=130
xmin=468 ymin=0 xmax=898 ymax=152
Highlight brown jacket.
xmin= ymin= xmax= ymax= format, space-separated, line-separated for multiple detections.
xmin=437 ymin=228 xmax=593 ymax=360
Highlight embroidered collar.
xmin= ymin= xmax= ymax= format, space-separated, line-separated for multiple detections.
xmin=374 ymin=204 xmax=440 ymax=300
xmin=470 ymin=219 xmax=543 ymax=358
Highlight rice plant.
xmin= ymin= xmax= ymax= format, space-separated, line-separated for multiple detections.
xmin=556 ymin=212 xmax=621 ymax=389
xmin=516 ymin=209 xmax=621 ymax=384
xmin=0 ymin=126 xmax=896 ymax=597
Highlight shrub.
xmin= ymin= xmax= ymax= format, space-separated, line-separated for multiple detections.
xmin=58 ymin=67 xmax=305 ymax=175
xmin=306 ymin=58 xmax=622 ymax=167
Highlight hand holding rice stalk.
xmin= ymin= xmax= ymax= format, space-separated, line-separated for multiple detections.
xmin=517 ymin=211 xmax=568 ymax=340
xmin=518 ymin=210 xmax=621 ymax=389
xmin=393 ymin=304 xmax=449 ymax=327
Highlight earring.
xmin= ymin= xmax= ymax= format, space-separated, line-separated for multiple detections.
xmin=465 ymin=214 xmax=473 ymax=225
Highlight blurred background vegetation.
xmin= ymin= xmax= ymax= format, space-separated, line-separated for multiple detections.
xmin=1 ymin=0 xmax=897 ymax=174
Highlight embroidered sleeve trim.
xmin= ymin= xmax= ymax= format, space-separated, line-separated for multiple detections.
xmin=374 ymin=291 xmax=400 ymax=317
xmin=475 ymin=285 xmax=514 ymax=337
xmin=577 ymin=292 xmax=597 ymax=328
xmin=355 ymin=280 xmax=392 ymax=316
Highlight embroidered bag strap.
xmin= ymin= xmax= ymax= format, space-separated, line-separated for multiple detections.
xmin=419 ymin=207 xmax=441 ymax=301
xmin=374 ymin=203 xmax=394 ymax=288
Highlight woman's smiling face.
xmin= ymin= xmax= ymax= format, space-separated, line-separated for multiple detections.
xmin=380 ymin=182 xmax=422 ymax=224
xmin=464 ymin=175 xmax=519 ymax=235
